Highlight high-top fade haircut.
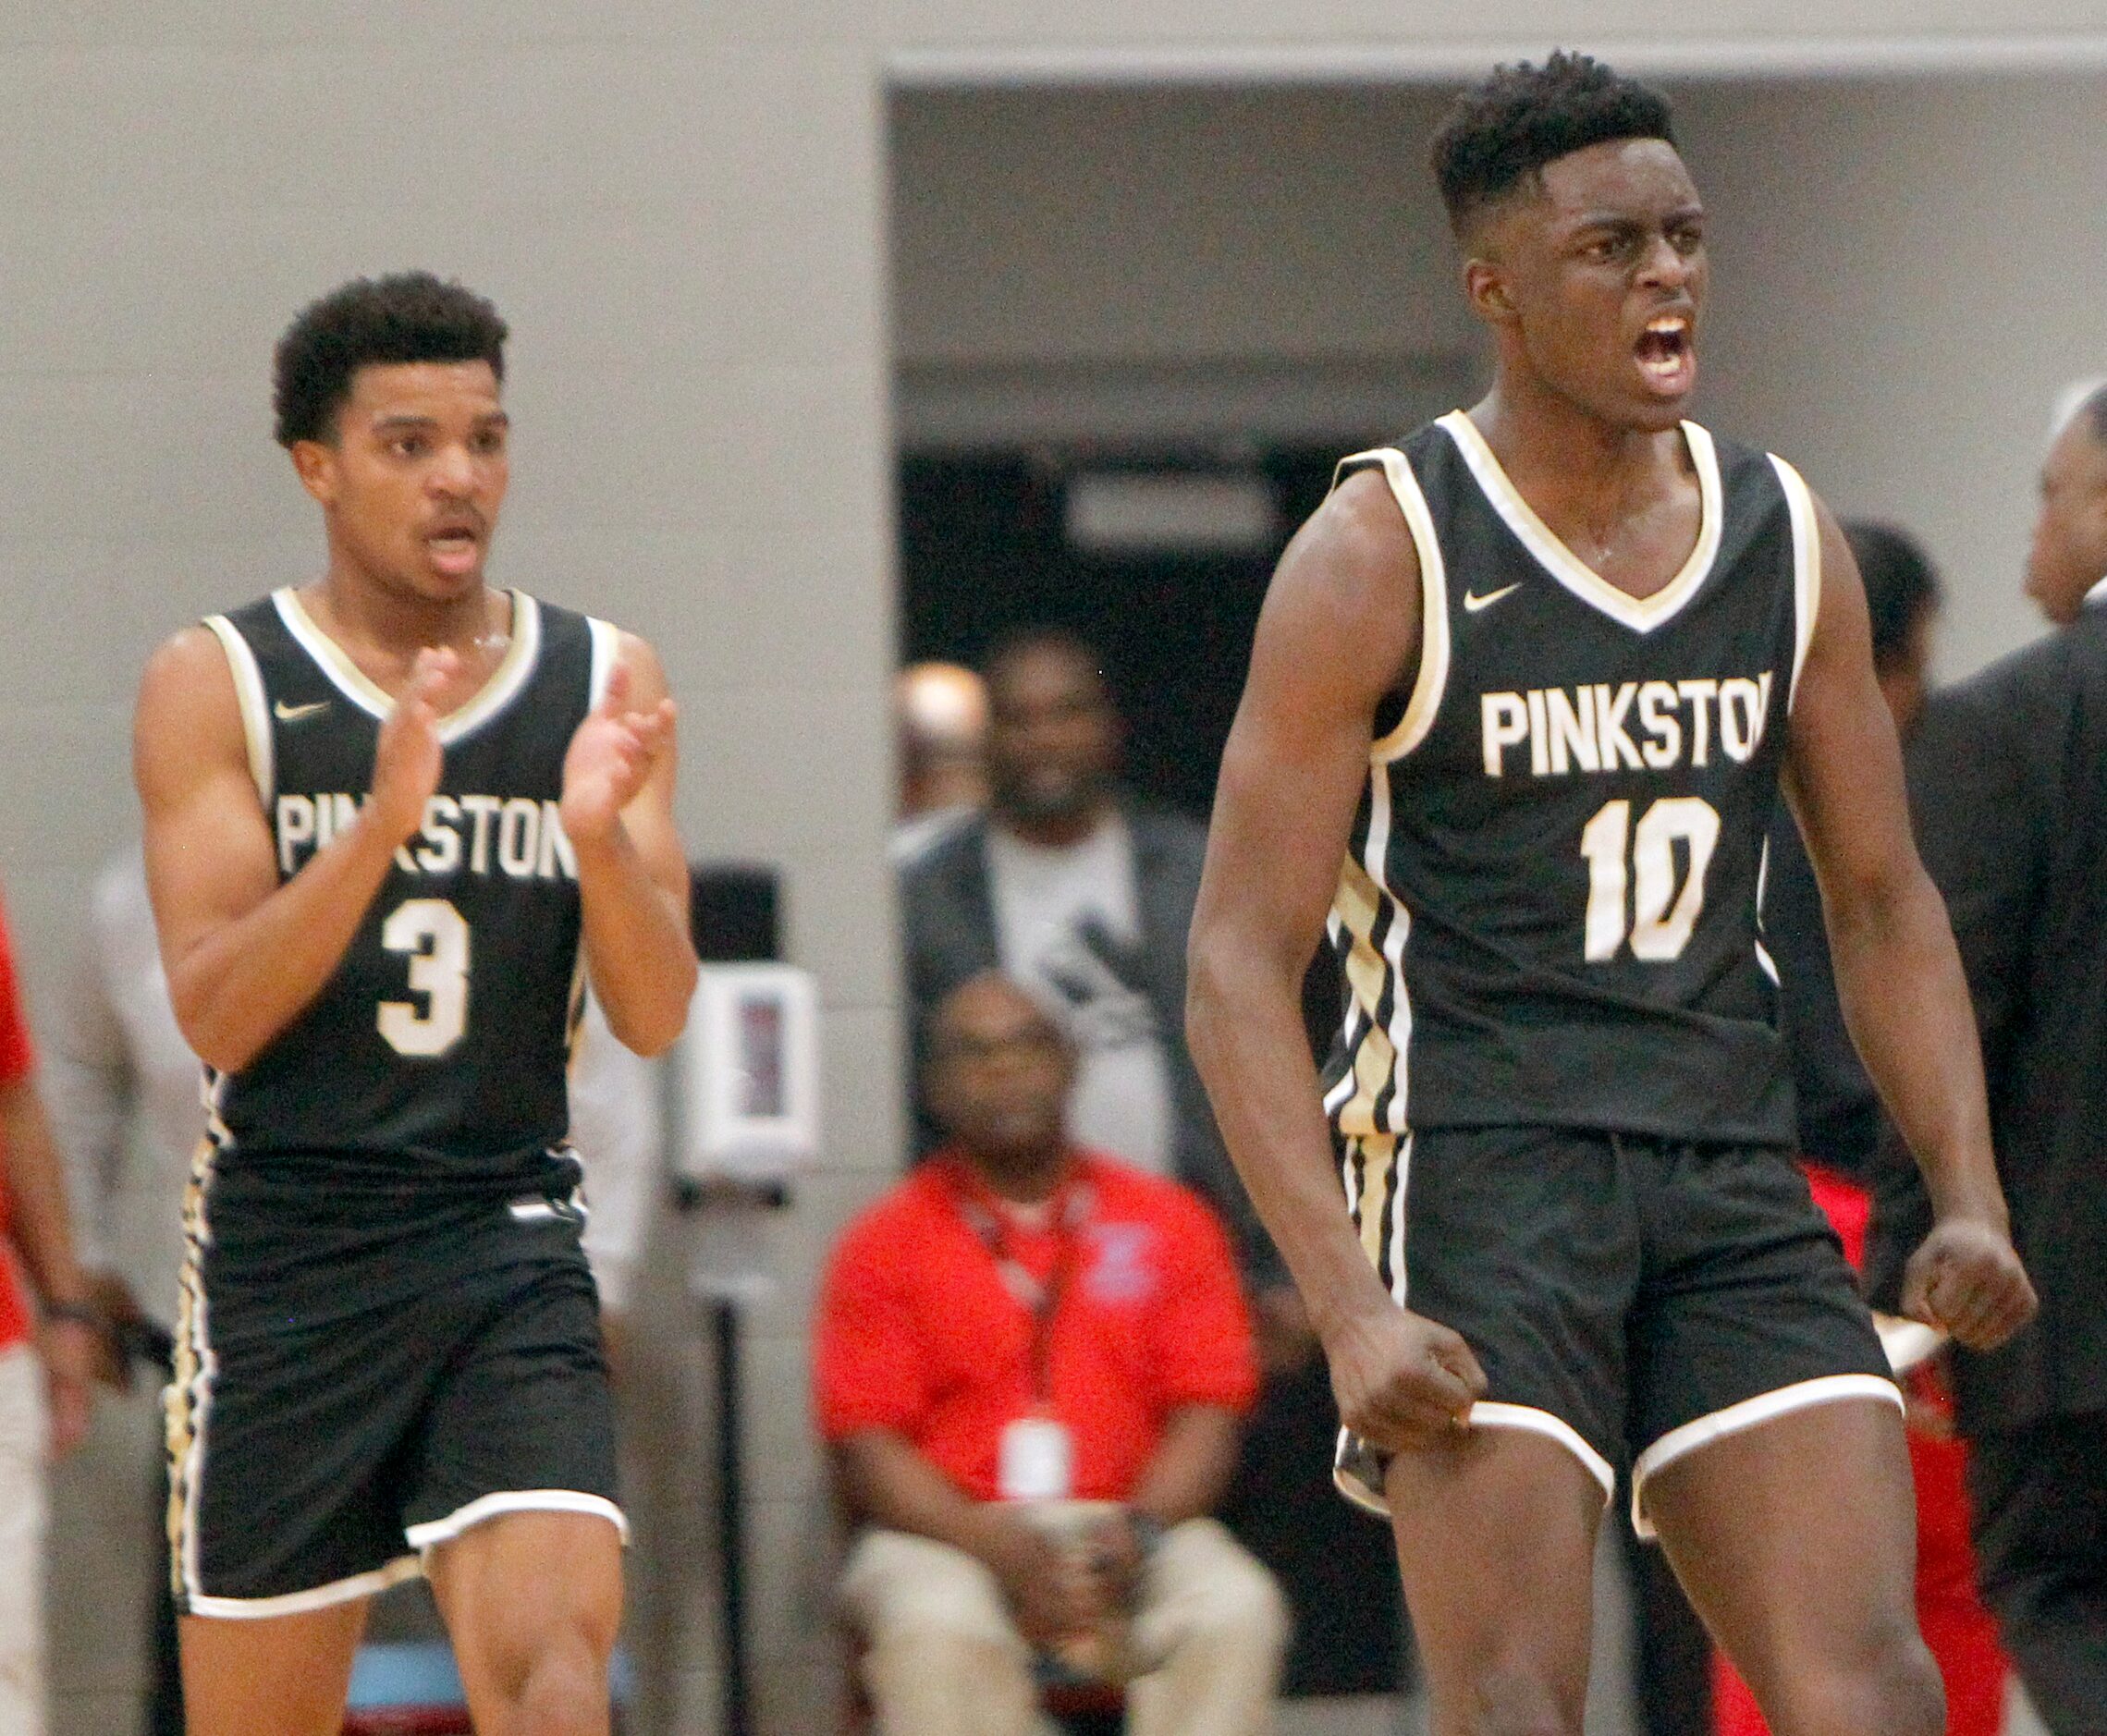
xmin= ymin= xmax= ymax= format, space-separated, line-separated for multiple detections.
xmin=1430 ymin=51 xmax=1676 ymax=239
xmin=273 ymin=272 xmax=508 ymax=448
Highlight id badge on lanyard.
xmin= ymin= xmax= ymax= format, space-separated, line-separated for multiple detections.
xmin=952 ymin=1164 xmax=1091 ymax=1502
xmin=998 ymin=1412 xmax=1074 ymax=1502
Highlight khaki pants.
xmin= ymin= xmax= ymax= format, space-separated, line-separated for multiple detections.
xmin=0 ymin=1345 xmax=46 ymax=1736
xmin=840 ymin=1514 xmax=1286 ymax=1736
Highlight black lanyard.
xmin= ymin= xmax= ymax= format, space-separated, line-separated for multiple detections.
xmin=949 ymin=1166 xmax=1093 ymax=1402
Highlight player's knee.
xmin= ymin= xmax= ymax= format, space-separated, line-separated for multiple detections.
xmin=469 ymin=1605 xmax=615 ymax=1735
xmin=1767 ymin=1626 xmax=1943 ymax=1736
xmin=507 ymin=1623 xmax=611 ymax=1735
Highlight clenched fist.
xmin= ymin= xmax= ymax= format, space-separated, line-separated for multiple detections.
xmin=1323 ymin=1302 xmax=1488 ymax=1453
xmin=1902 ymin=1216 xmax=2037 ymax=1351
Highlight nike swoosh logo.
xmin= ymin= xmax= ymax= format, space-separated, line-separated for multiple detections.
xmin=1463 ymin=583 xmax=1523 ymax=613
xmin=273 ymin=700 xmax=329 ymax=721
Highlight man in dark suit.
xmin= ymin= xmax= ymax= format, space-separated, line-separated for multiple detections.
xmin=1869 ymin=380 xmax=2107 ymax=1732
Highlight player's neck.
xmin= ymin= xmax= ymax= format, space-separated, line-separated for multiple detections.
xmin=303 ymin=561 xmax=510 ymax=686
xmin=1469 ymin=380 xmax=1686 ymax=522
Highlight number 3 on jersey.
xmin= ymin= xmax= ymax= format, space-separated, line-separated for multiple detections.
xmin=1580 ymin=798 xmax=1721 ymax=962
xmin=378 ymin=899 xmax=471 ymax=1057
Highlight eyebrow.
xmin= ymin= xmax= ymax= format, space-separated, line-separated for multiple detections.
xmin=1569 ymin=202 xmax=1703 ymax=229
xmin=371 ymin=410 xmax=510 ymax=433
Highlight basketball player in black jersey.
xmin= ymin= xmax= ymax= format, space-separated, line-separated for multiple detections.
xmin=132 ymin=275 xmax=696 ymax=1736
xmin=1188 ymin=57 xmax=2037 ymax=1736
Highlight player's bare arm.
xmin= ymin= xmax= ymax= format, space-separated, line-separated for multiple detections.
xmin=1784 ymin=497 xmax=2036 ymax=1350
xmin=1188 ymin=471 xmax=1487 ymax=1453
xmin=561 ymin=630 xmax=694 ymax=1057
xmin=135 ymin=625 xmax=457 ymax=1075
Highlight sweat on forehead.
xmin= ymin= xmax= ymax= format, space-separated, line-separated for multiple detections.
xmin=1430 ymin=50 xmax=1677 ymax=238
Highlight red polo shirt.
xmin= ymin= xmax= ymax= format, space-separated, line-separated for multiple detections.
xmin=0 ymin=893 xmax=39 ymax=1351
xmin=814 ymin=1149 xmax=1257 ymax=1504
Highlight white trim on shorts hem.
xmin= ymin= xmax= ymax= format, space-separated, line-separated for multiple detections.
xmin=1329 ymin=1401 xmax=1616 ymax=1518
xmin=1630 ymin=1373 xmax=1904 ymax=1540
xmin=187 ymin=1554 xmax=423 ymax=1620
xmin=1470 ymin=1402 xmax=1617 ymax=1502
xmin=405 ymin=1490 xmax=630 ymax=1554
xmin=1332 ymin=1436 xmax=1391 ymax=1518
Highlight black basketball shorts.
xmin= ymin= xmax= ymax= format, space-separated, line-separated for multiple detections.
xmin=165 ymin=1159 xmax=622 ymax=1617
xmin=1331 ymin=1125 xmax=1899 ymax=1537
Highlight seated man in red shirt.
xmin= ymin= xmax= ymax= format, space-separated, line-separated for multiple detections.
xmin=815 ymin=972 xmax=1286 ymax=1736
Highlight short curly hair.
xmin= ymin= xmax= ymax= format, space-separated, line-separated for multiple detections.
xmin=1430 ymin=51 xmax=1676 ymax=238
xmin=273 ymin=273 xmax=508 ymax=447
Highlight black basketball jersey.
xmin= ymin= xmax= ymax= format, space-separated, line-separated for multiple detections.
xmin=1321 ymin=411 xmax=1819 ymax=1148
xmin=200 ymin=587 xmax=608 ymax=1194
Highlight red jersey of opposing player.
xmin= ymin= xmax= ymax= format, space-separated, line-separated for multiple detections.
xmin=814 ymin=1151 xmax=1257 ymax=1503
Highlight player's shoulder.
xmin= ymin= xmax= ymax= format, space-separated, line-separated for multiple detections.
xmin=1690 ymin=422 xmax=1805 ymax=504
xmin=1294 ymin=419 xmax=1455 ymax=560
xmin=507 ymin=593 xmax=669 ymax=709
xmin=1264 ymin=434 xmax=1428 ymax=664
xmin=138 ymin=617 xmax=244 ymax=711
xmin=142 ymin=591 xmax=292 ymax=683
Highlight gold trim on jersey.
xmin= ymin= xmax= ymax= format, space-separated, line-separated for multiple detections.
xmin=1438 ymin=410 xmax=1725 ymax=635
xmin=1770 ymin=454 xmax=1824 ymax=709
xmin=1329 ymin=855 xmax=1404 ymax=1138
xmin=165 ymin=1132 xmax=218 ymax=1606
xmin=1331 ymin=446 xmax=1452 ymax=764
xmin=270 ymin=587 xmax=544 ymax=745
xmin=1330 ymin=748 xmax=1417 ymax=1136
xmin=585 ymin=616 xmax=620 ymax=710
xmin=202 ymin=615 xmax=276 ymax=809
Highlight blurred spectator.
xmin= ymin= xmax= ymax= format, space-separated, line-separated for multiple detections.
xmin=0 ymin=878 xmax=99 ymax=1735
xmin=41 ymin=847 xmax=656 ymax=1730
xmin=817 ymin=973 xmax=1285 ymax=1736
xmin=1866 ymin=382 xmax=2107 ymax=1732
xmin=894 ymin=661 xmax=990 ymax=863
xmin=900 ymin=628 xmax=1278 ymax=1291
xmin=39 ymin=849 xmax=191 ymax=1736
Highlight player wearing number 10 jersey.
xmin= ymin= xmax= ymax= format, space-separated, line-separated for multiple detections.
xmin=1187 ymin=55 xmax=2037 ymax=1736
xmin=132 ymin=274 xmax=695 ymax=1736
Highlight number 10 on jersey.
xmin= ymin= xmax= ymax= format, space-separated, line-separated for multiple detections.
xmin=1579 ymin=797 xmax=1721 ymax=962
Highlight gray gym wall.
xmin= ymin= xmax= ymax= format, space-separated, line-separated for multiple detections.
xmin=3 ymin=6 xmax=2104 ymax=1732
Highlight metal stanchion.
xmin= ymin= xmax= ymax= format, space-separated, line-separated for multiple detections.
xmin=678 ymin=1178 xmax=790 ymax=1736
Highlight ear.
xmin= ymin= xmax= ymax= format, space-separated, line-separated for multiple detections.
xmin=1464 ymin=256 xmax=1518 ymax=326
xmin=288 ymin=439 xmax=337 ymax=508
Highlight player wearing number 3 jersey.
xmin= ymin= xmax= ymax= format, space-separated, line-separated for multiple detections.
xmin=132 ymin=274 xmax=695 ymax=1736
xmin=1187 ymin=55 xmax=2037 ymax=1735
